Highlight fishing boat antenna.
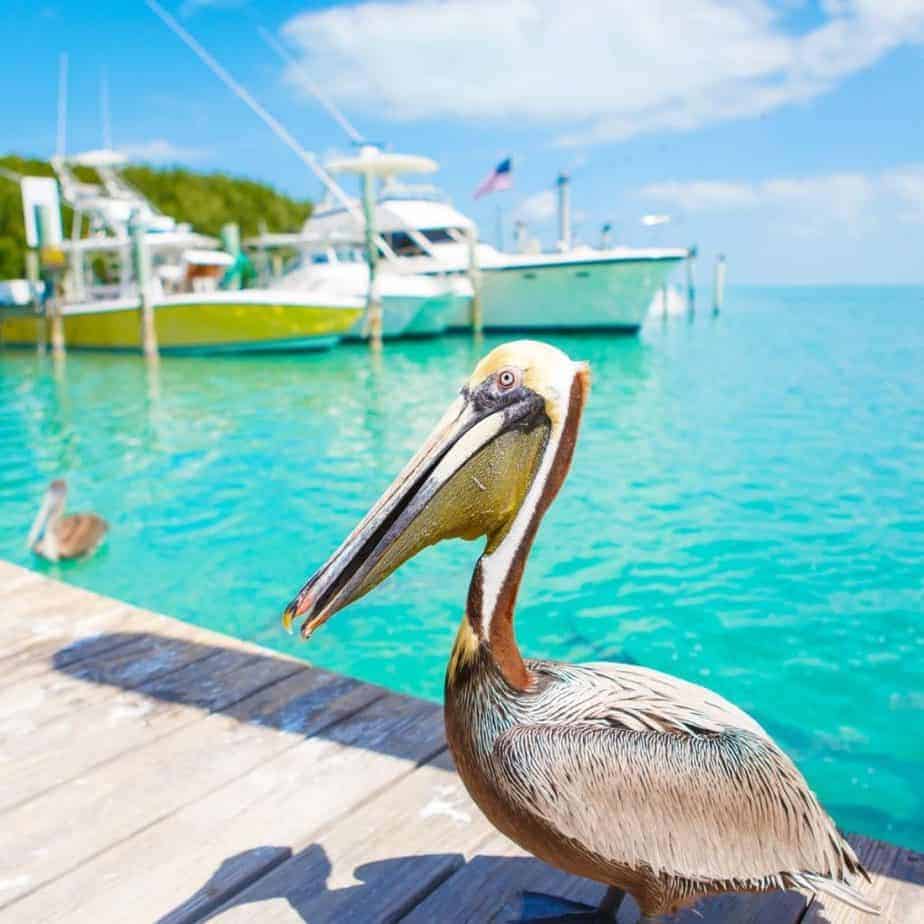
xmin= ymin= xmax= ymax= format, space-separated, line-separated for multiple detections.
xmin=56 ymin=52 xmax=68 ymax=159
xmin=101 ymin=66 xmax=112 ymax=150
xmin=256 ymin=26 xmax=365 ymax=146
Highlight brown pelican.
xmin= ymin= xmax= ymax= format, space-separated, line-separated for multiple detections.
xmin=282 ymin=341 xmax=878 ymax=921
xmin=27 ymin=479 xmax=108 ymax=562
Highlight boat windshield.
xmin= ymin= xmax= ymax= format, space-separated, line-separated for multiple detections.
xmin=381 ymin=228 xmax=462 ymax=256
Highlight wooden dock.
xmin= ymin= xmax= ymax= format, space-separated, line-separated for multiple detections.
xmin=1 ymin=559 xmax=921 ymax=923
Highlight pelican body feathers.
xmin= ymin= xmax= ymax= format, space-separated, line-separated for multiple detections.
xmin=445 ymin=642 xmax=875 ymax=917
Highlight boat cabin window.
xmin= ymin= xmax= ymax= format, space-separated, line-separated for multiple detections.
xmin=382 ymin=231 xmax=427 ymax=256
xmin=335 ymin=246 xmax=364 ymax=263
xmin=381 ymin=228 xmax=462 ymax=256
xmin=310 ymin=252 xmax=330 ymax=264
xmin=421 ymin=228 xmax=459 ymax=244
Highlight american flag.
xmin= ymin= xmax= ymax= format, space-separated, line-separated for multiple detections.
xmin=473 ymin=157 xmax=513 ymax=199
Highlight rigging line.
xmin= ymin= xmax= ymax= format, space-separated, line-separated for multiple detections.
xmin=256 ymin=25 xmax=365 ymax=146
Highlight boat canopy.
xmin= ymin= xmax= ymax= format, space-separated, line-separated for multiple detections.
xmin=326 ymin=147 xmax=438 ymax=178
xmin=306 ymin=196 xmax=474 ymax=244
xmin=67 ymin=148 xmax=129 ymax=169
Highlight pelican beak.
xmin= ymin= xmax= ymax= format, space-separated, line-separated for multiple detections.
xmin=283 ymin=382 xmax=551 ymax=640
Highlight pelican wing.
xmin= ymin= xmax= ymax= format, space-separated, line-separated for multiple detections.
xmin=491 ymin=718 xmax=871 ymax=906
xmin=56 ymin=514 xmax=108 ymax=558
xmin=575 ymin=661 xmax=769 ymax=739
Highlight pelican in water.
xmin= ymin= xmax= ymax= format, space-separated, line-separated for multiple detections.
xmin=283 ymin=341 xmax=878 ymax=921
xmin=27 ymin=479 xmax=108 ymax=562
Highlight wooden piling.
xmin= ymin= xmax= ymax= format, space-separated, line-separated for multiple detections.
xmin=220 ymin=222 xmax=242 ymax=290
xmin=686 ymin=245 xmax=697 ymax=314
xmin=25 ymin=248 xmax=46 ymax=354
xmin=466 ymin=227 xmax=483 ymax=335
xmin=713 ymin=253 xmax=726 ymax=315
xmin=360 ymin=169 xmax=382 ymax=350
xmin=35 ymin=205 xmax=66 ymax=358
xmin=130 ymin=213 xmax=159 ymax=360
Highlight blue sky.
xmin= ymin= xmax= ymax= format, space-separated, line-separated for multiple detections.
xmin=2 ymin=0 xmax=924 ymax=283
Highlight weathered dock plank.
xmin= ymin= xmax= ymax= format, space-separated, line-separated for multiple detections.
xmin=0 ymin=585 xmax=132 ymax=667
xmin=0 ymin=631 xmax=223 ymax=732
xmin=0 ymin=646 xmax=305 ymax=812
xmin=0 ymin=665 xmax=374 ymax=909
xmin=28 ymin=697 xmax=449 ymax=924
xmin=0 ymin=561 xmax=921 ymax=924
xmin=208 ymin=752 xmax=495 ymax=924
xmin=802 ymin=835 xmax=924 ymax=924
xmin=401 ymin=829 xmax=618 ymax=924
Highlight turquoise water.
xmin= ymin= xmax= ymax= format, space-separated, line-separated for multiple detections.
xmin=1 ymin=286 xmax=922 ymax=851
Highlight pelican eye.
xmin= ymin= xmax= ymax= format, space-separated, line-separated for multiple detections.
xmin=497 ymin=368 xmax=520 ymax=391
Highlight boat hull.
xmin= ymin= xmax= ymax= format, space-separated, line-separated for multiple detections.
xmin=344 ymin=296 xmax=426 ymax=340
xmin=448 ymin=255 xmax=684 ymax=331
xmin=0 ymin=293 xmax=363 ymax=354
xmin=403 ymin=292 xmax=459 ymax=336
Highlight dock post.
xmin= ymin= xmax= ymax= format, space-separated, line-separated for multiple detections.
xmin=685 ymin=245 xmax=697 ymax=314
xmin=220 ymin=222 xmax=242 ymax=290
xmin=360 ymin=168 xmax=382 ymax=350
xmin=130 ymin=212 xmax=159 ymax=360
xmin=713 ymin=253 xmax=726 ymax=316
xmin=254 ymin=220 xmax=270 ymax=285
xmin=556 ymin=173 xmax=571 ymax=251
xmin=25 ymin=247 xmax=46 ymax=354
xmin=35 ymin=205 xmax=66 ymax=358
xmin=48 ymin=285 xmax=66 ymax=358
xmin=466 ymin=227 xmax=483 ymax=335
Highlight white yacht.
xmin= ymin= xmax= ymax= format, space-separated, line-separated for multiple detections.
xmin=303 ymin=169 xmax=688 ymax=333
xmin=249 ymin=150 xmax=469 ymax=340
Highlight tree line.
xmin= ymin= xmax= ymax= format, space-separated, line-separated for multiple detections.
xmin=0 ymin=154 xmax=313 ymax=279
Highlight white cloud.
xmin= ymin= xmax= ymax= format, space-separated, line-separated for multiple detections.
xmin=636 ymin=181 xmax=760 ymax=211
xmin=118 ymin=139 xmax=209 ymax=164
xmin=514 ymin=189 xmax=557 ymax=223
xmin=280 ymin=0 xmax=924 ymax=144
xmin=638 ymin=165 xmax=924 ymax=236
xmin=882 ymin=165 xmax=924 ymax=221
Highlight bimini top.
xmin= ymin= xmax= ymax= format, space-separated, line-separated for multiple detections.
xmin=326 ymin=145 xmax=438 ymax=179
xmin=65 ymin=148 xmax=129 ymax=169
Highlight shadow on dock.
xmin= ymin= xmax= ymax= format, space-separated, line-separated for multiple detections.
xmin=51 ymin=630 xmax=449 ymax=765
xmin=157 ymin=843 xmax=466 ymax=923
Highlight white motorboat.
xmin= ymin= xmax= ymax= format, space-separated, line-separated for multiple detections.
xmin=249 ymin=148 xmax=471 ymax=340
xmin=267 ymin=244 xmax=465 ymax=339
xmin=304 ymin=170 xmax=687 ymax=333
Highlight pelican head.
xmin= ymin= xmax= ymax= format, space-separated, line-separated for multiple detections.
xmin=283 ymin=340 xmax=590 ymax=640
xmin=26 ymin=479 xmax=68 ymax=552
